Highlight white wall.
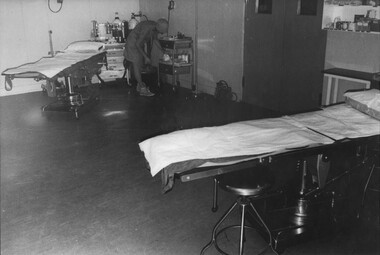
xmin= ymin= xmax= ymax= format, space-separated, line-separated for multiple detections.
xmin=325 ymin=31 xmax=380 ymax=73
xmin=140 ymin=0 xmax=245 ymax=100
xmin=0 ymin=0 xmax=139 ymax=96
xmin=321 ymin=30 xmax=380 ymax=104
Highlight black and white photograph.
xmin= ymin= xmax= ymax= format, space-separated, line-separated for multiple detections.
xmin=0 ymin=0 xmax=379 ymax=254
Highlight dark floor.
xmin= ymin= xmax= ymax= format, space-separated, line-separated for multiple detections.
xmin=1 ymin=82 xmax=379 ymax=255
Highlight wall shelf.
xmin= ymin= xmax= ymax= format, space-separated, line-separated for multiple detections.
xmin=322 ymin=4 xmax=380 ymax=28
xmin=323 ymin=28 xmax=380 ymax=34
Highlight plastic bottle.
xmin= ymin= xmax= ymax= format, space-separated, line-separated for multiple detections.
xmin=113 ymin=12 xmax=122 ymax=25
xmin=113 ymin=12 xmax=123 ymax=42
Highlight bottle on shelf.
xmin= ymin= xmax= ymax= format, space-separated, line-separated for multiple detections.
xmin=113 ymin=12 xmax=123 ymax=43
xmin=113 ymin=12 xmax=121 ymax=25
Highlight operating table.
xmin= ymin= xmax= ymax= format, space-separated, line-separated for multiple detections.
xmin=139 ymin=89 xmax=380 ymax=252
xmin=140 ymin=89 xmax=380 ymax=192
xmin=1 ymin=41 xmax=107 ymax=119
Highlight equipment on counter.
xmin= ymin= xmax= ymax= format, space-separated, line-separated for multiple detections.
xmin=94 ymin=22 xmax=112 ymax=41
xmin=93 ymin=21 xmax=124 ymax=43
xmin=91 ymin=12 xmax=148 ymax=43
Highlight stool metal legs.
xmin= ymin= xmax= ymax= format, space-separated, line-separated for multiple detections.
xmin=361 ymin=164 xmax=380 ymax=207
xmin=201 ymin=201 xmax=238 ymax=255
xmin=212 ymin=178 xmax=219 ymax=212
xmin=201 ymin=197 xmax=268 ymax=255
xmin=239 ymin=203 xmax=247 ymax=255
xmin=249 ymin=202 xmax=273 ymax=248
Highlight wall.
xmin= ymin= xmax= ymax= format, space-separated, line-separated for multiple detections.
xmin=0 ymin=0 xmax=139 ymax=96
xmin=322 ymin=30 xmax=380 ymax=103
xmin=140 ymin=0 xmax=245 ymax=99
xmin=321 ymin=4 xmax=380 ymax=103
xmin=325 ymin=31 xmax=380 ymax=72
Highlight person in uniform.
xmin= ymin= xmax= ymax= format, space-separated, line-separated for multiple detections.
xmin=124 ymin=18 xmax=168 ymax=96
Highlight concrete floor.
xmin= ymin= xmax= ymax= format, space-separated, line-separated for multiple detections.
xmin=1 ymin=83 xmax=379 ymax=255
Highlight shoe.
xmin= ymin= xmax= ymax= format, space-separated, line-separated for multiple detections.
xmin=139 ymin=87 xmax=155 ymax=97
xmin=136 ymin=83 xmax=143 ymax=93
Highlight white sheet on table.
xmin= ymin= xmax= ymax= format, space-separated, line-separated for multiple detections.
xmin=139 ymin=117 xmax=334 ymax=177
xmin=345 ymin=89 xmax=380 ymax=111
xmin=289 ymin=104 xmax=380 ymax=140
xmin=2 ymin=51 xmax=104 ymax=78
xmin=344 ymin=89 xmax=380 ymax=120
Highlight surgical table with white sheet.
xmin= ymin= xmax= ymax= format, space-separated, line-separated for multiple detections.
xmin=1 ymin=41 xmax=107 ymax=119
xmin=140 ymin=89 xmax=380 ymax=192
xmin=139 ymin=89 xmax=380 ymax=252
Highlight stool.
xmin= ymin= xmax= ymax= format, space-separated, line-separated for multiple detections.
xmin=361 ymin=142 xmax=380 ymax=209
xmin=361 ymin=164 xmax=380 ymax=206
xmin=201 ymin=166 xmax=275 ymax=255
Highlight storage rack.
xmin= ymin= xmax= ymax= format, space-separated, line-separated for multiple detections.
xmin=158 ymin=37 xmax=194 ymax=92
xmin=98 ymin=43 xmax=127 ymax=83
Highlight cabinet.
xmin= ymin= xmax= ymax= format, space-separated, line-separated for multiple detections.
xmin=98 ymin=43 xmax=126 ymax=82
xmin=243 ymin=0 xmax=327 ymax=114
xmin=158 ymin=38 xmax=194 ymax=91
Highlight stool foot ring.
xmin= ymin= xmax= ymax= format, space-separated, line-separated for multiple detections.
xmin=215 ymin=225 xmax=255 ymax=255
xmin=203 ymin=224 xmax=269 ymax=255
xmin=201 ymin=202 xmax=238 ymax=255
xmin=201 ymin=200 xmax=271 ymax=255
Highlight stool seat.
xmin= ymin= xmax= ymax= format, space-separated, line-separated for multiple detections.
xmin=217 ymin=166 xmax=275 ymax=196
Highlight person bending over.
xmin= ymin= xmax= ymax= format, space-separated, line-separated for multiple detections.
xmin=124 ymin=18 xmax=168 ymax=96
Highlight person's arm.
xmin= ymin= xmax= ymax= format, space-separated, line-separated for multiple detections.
xmin=153 ymin=39 xmax=164 ymax=53
xmin=135 ymin=29 xmax=151 ymax=63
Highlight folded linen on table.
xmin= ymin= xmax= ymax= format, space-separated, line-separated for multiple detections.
xmin=289 ymin=104 xmax=380 ymax=141
xmin=344 ymin=89 xmax=380 ymax=120
xmin=139 ymin=117 xmax=334 ymax=180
